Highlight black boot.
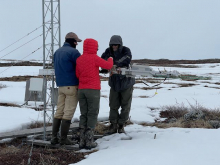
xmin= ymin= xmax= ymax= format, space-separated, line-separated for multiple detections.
xmin=118 ymin=124 xmax=125 ymax=133
xmin=71 ymin=128 xmax=80 ymax=142
xmin=60 ymin=119 xmax=74 ymax=145
xmin=51 ymin=118 xmax=61 ymax=145
xmin=79 ymin=127 xmax=86 ymax=149
xmin=105 ymin=123 xmax=118 ymax=135
xmin=85 ymin=128 xmax=97 ymax=150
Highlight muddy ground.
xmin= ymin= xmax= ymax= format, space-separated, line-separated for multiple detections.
xmin=0 ymin=138 xmax=91 ymax=165
xmin=0 ymin=61 xmax=42 ymax=67
xmin=0 ymin=76 xmax=43 ymax=82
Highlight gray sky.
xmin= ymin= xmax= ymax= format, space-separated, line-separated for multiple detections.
xmin=0 ymin=0 xmax=219 ymax=60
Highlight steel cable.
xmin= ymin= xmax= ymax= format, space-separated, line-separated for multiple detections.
xmin=0 ymin=24 xmax=54 ymax=75
xmin=0 ymin=34 xmax=43 ymax=60
xmin=0 ymin=25 xmax=43 ymax=53
xmin=0 ymin=46 xmax=43 ymax=75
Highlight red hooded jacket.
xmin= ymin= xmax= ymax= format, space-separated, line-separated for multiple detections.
xmin=76 ymin=38 xmax=113 ymax=90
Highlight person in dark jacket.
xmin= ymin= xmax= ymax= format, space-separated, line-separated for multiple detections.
xmin=101 ymin=35 xmax=135 ymax=134
xmin=51 ymin=32 xmax=81 ymax=145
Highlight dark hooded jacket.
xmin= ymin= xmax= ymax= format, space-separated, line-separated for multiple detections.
xmin=101 ymin=35 xmax=135 ymax=92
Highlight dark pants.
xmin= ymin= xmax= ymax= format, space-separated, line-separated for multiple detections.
xmin=109 ymin=86 xmax=133 ymax=125
xmin=78 ymin=89 xmax=100 ymax=129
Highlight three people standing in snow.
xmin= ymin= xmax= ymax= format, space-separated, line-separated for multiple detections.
xmin=52 ymin=33 xmax=134 ymax=149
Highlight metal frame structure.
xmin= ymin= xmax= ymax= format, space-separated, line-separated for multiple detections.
xmin=110 ymin=65 xmax=180 ymax=78
xmin=42 ymin=0 xmax=61 ymax=140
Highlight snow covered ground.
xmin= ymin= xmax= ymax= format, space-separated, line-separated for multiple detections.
xmin=0 ymin=63 xmax=220 ymax=165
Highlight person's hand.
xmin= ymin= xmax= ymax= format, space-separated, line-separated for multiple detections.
xmin=99 ymin=69 xmax=109 ymax=74
xmin=116 ymin=67 xmax=121 ymax=74
xmin=115 ymin=61 xmax=121 ymax=67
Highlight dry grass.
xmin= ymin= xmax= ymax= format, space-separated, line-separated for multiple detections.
xmin=0 ymin=145 xmax=20 ymax=155
xmin=0 ymin=145 xmax=87 ymax=165
xmin=162 ymin=103 xmax=220 ymax=119
xmin=101 ymin=95 xmax=108 ymax=98
xmin=134 ymin=86 xmax=162 ymax=91
xmin=141 ymin=87 xmax=162 ymax=90
xmin=148 ymin=107 xmax=160 ymax=111
xmin=139 ymin=96 xmax=148 ymax=98
xmin=132 ymin=58 xmax=220 ymax=65
xmin=164 ymin=82 xmax=198 ymax=88
xmin=177 ymin=83 xmax=197 ymax=87
xmin=99 ymin=76 xmax=109 ymax=81
xmin=0 ymin=102 xmax=20 ymax=107
xmin=0 ymin=76 xmax=43 ymax=82
xmin=94 ymin=118 xmax=134 ymax=134
xmin=0 ymin=61 xmax=43 ymax=67
xmin=150 ymin=64 xmax=199 ymax=68
xmin=139 ymin=104 xmax=220 ymax=129
xmin=0 ymin=83 xmax=6 ymax=89
xmin=160 ymin=105 xmax=188 ymax=119
xmin=95 ymin=122 xmax=109 ymax=134
xmin=0 ymin=122 xmax=94 ymax=165
xmin=178 ymin=81 xmax=220 ymax=87
xmin=206 ymin=86 xmax=220 ymax=89
xmin=0 ymin=103 xmax=45 ymax=112
xmin=26 ymin=121 xmax=52 ymax=129
xmin=140 ymin=118 xmax=213 ymax=129
xmin=135 ymin=78 xmax=164 ymax=84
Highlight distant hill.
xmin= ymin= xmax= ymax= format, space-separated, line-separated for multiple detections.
xmin=0 ymin=58 xmax=220 ymax=67
xmin=132 ymin=58 xmax=220 ymax=65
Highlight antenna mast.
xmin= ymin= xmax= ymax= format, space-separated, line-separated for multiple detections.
xmin=42 ymin=0 xmax=61 ymax=140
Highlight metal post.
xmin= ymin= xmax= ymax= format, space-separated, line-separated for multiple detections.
xmin=51 ymin=0 xmax=54 ymax=56
xmin=58 ymin=0 xmax=61 ymax=48
xmin=42 ymin=0 xmax=46 ymax=141
xmin=42 ymin=0 xmax=45 ymax=69
xmin=50 ymin=0 xmax=55 ymax=123
xmin=42 ymin=0 xmax=61 ymax=141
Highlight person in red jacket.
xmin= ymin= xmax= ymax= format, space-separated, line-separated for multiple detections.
xmin=76 ymin=38 xmax=113 ymax=149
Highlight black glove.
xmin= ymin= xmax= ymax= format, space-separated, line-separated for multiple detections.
xmin=99 ymin=69 xmax=109 ymax=74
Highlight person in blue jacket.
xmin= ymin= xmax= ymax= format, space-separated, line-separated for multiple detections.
xmin=51 ymin=32 xmax=81 ymax=145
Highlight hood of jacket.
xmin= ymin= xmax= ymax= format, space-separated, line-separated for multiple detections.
xmin=83 ymin=38 xmax=98 ymax=54
xmin=109 ymin=35 xmax=123 ymax=46
xmin=109 ymin=35 xmax=123 ymax=53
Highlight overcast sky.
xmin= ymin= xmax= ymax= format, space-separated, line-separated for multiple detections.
xmin=0 ymin=0 xmax=219 ymax=60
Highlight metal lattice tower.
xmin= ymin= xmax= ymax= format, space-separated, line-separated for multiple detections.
xmin=42 ymin=0 xmax=61 ymax=140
